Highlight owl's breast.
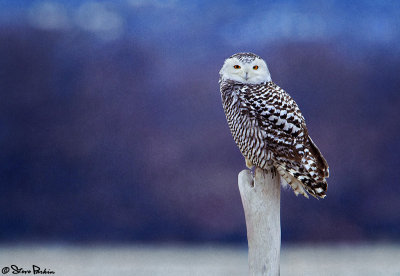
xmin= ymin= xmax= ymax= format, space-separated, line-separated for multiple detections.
xmin=221 ymin=86 xmax=273 ymax=169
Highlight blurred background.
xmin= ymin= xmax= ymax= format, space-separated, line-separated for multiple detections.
xmin=1 ymin=0 xmax=400 ymax=274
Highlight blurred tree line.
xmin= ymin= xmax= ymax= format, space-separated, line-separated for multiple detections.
xmin=1 ymin=25 xmax=399 ymax=243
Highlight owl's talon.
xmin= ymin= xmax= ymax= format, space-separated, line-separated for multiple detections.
xmin=245 ymin=158 xmax=253 ymax=169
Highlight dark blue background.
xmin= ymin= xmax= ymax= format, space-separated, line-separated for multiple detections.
xmin=1 ymin=0 xmax=399 ymax=244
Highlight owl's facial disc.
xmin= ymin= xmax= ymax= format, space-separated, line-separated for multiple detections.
xmin=219 ymin=55 xmax=272 ymax=84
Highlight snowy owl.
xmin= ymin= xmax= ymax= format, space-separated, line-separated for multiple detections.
xmin=219 ymin=52 xmax=329 ymax=198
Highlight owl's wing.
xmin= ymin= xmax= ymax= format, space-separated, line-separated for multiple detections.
xmin=239 ymin=82 xmax=308 ymax=161
xmin=307 ymin=135 xmax=330 ymax=178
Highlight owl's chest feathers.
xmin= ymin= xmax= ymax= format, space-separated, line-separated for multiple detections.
xmin=221 ymin=86 xmax=251 ymax=129
xmin=221 ymin=83 xmax=264 ymax=131
xmin=221 ymin=84 xmax=274 ymax=166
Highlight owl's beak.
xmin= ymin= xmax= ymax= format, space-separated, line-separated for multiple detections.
xmin=245 ymin=71 xmax=249 ymax=80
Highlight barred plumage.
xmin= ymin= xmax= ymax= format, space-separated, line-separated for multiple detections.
xmin=219 ymin=53 xmax=329 ymax=198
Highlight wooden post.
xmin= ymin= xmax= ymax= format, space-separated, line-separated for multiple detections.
xmin=238 ymin=167 xmax=281 ymax=276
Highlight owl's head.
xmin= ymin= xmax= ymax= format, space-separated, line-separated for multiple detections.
xmin=219 ymin=53 xmax=271 ymax=84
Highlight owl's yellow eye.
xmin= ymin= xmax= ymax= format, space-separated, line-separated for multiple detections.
xmin=233 ymin=65 xmax=241 ymax=69
xmin=253 ymin=65 xmax=259 ymax=70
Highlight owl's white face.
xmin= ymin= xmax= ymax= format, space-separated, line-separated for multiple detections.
xmin=219 ymin=55 xmax=272 ymax=84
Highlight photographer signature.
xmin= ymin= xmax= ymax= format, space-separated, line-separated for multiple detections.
xmin=2 ymin=265 xmax=55 ymax=274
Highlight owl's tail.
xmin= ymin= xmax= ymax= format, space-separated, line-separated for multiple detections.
xmin=276 ymin=165 xmax=310 ymax=198
xmin=275 ymin=134 xmax=329 ymax=199
xmin=275 ymin=162 xmax=327 ymax=199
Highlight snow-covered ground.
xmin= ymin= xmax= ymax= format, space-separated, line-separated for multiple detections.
xmin=1 ymin=244 xmax=399 ymax=276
